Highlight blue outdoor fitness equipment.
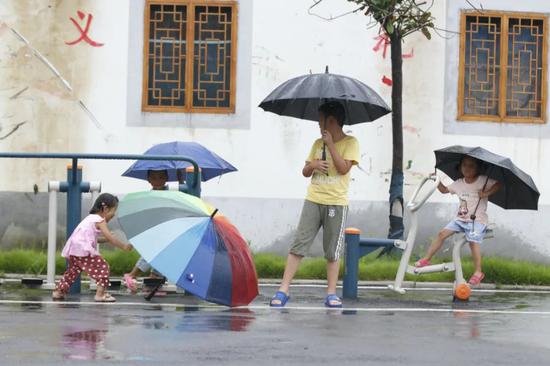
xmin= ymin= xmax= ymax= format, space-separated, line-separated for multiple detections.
xmin=343 ymin=228 xmax=400 ymax=299
xmin=0 ymin=152 xmax=201 ymax=294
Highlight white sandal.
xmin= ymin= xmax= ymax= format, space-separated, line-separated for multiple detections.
xmin=94 ymin=293 xmax=116 ymax=302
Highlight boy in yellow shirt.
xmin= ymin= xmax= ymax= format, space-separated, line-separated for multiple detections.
xmin=270 ymin=102 xmax=360 ymax=308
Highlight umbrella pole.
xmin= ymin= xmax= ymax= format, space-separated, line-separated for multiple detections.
xmin=322 ymin=110 xmax=327 ymax=161
xmin=470 ymin=172 xmax=491 ymax=232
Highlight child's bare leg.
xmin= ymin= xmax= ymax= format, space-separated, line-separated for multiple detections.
xmin=279 ymin=253 xmax=303 ymax=294
xmin=95 ymin=285 xmax=105 ymax=299
xmin=129 ymin=258 xmax=150 ymax=279
xmin=326 ymin=259 xmax=340 ymax=295
xmin=423 ymin=229 xmax=456 ymax=261
xmin=469 ymin=242 xmax=482 ymax=275
xmin=127 ymin=266 xmax=141 ymax=278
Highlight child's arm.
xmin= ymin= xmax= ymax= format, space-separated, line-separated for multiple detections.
xmin=437 ymin=182 xmax=450 ymax=194
xmin=96 ymin=222 xmax=133 ymax=251
xmin=429 ymin=173 xmax=450 ymax=194
xmin=479 ymin=181 xmax=501 ymax=198
xmin=303 ymin=160 xmax=328 ymax=177
xmin=323 ymin=131 xmax=353 ymax=175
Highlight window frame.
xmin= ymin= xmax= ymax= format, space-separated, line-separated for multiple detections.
xmin=457 ymin=10 xmax=548 ymax=124
xmin=141 ymin=0 xmax=238 ymax=114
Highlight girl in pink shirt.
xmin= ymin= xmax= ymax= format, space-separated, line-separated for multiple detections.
xmin=416 ymin=157 xmax=501 ymax=285
xmin=52 ymin=193 xmax=132 ymax=302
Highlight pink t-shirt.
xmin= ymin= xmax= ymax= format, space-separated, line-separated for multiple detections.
xmin=447 ymin=175 xmax=497 ymax=225
xmin=61 ymin=214 xmax=104 ymax=258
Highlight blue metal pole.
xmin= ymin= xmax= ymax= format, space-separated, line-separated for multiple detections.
xmin=343 ymin=229 xmax=361 ymax=299
xmin=67 ymin=160 xmax=83 ymax=294
xmin=185 ymin=168 xmax=202 ymax=197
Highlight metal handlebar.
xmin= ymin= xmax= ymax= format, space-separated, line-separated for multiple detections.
xmin=407 ymin=175 xmax=440 ymax=212
xmin=0 ymin=152 xmax=201 ymax=188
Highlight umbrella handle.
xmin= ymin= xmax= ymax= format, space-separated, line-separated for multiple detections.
xmin=144 ymin=277 xmax=166 ymax=301
xmin=320 ymin=145 xmax=329 ymax=176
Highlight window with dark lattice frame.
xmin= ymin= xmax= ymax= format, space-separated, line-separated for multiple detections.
xmin=458 ymin=11 xmax=547 ymax=123
xmin=142 ymin=0 xmax=237 ymax=113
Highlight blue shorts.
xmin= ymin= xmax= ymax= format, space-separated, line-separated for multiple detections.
xmin=444 ymin=220 xmax=487 ymax=244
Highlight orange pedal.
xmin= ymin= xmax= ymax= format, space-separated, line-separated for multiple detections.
xmin=454 ymin=283 xmax=471 ymax=301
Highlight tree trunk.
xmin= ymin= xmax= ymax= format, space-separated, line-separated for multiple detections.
xmin=388 ymin=32 xmax=404 ymax=240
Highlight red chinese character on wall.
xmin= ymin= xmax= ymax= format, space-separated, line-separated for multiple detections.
xmin=65 ymin=10 xmax=104 ymax=47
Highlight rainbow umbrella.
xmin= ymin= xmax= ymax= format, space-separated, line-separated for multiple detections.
xmin=118 ymin=190 xmax=258 ymax=307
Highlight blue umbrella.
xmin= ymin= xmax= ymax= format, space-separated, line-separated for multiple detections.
xmin=122 ymin=141 xmax=237 ymax=182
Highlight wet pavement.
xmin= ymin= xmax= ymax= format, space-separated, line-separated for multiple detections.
xmin=1 ymin=284 xmax=550 ymax=365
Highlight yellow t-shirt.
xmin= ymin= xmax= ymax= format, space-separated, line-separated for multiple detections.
xmin=305 ymin=135 xmax=360 ymax=206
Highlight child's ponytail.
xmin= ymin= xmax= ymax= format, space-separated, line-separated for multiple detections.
xmin=90 ymin=193 xmax=119 ymax=214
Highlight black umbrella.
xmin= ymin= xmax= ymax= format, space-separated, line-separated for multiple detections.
xmin=434 ymin=145 xmax=539 ymax=211
xmin=259 ymin=67 xmax=390 ymax=160
xmin=259 ymin=67 xmax=391 ymax=124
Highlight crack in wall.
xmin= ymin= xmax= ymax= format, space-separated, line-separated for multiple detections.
xmin=1 ymin=21 xmax=102 ymax=130
xmin=0 ymin=120 xmax=27 ymax=140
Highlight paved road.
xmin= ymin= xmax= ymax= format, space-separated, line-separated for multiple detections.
xmin=1 ymin=284 xmax=550 ymax=365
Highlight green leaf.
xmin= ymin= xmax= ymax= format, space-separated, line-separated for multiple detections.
xmin=421 ymin=27 xmax=431 ymax=40
xmin=386 ymin=21 xmax=394 ymax=34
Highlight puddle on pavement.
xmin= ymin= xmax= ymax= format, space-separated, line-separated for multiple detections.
xmin=174 ymin=308 xmax=255 ymax=332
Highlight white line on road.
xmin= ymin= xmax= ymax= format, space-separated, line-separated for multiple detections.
xmin=1 ymin=299 xmax=550 ymax=316
xmin=261 ymin=283 xmax=550 ymax=294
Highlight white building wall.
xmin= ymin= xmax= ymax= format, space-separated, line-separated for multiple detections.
xmin=0 ymin=0 xmax=549 ymax=259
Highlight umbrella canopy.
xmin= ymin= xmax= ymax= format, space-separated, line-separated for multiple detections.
xmin=118 ymin=190 xmax=258 ymax=307
xmin=434 ymin=145 xmax=539 ymax=210
xmin=122 ymin=141 xmax=237 ymax=182
xmin=259 ymin=69 xmax=391 ymax=124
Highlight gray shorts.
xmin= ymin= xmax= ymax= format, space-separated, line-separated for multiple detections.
xmin=289 ymin=200 xmax=348 ymax=261
xmin=135 ymin=257 xmax=162 ymax=277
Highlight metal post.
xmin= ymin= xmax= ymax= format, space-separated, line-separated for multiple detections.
xmin=392 ymin=211 xmax=417 ymax=293
xmin=45 ymin=181 xmax=60 ymax=289
xmin=89 ymin=181 xmax=101 ymax=205
xmin=390 ymin=176 xmax=440 ymax=294
xmin=453 ymin=237 xmax=468 ymax=286
xmin=185 ymin=166 xmax=201 ymax=197
xmin=88 ymin=182 xmax=101 ymax=290
xmin=67 ymin=161 xmax=82 ymax=236
xmin=67 ymin=162 xmax=83 ymax=294
xmin=343 ymin=228 xmax=361 ymax=299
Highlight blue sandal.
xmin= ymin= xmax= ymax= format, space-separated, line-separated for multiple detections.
xmin=325 ymin=294 xmax=343 ymax=308
xmin=270 ymin=291 xmax=290 ymax=307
